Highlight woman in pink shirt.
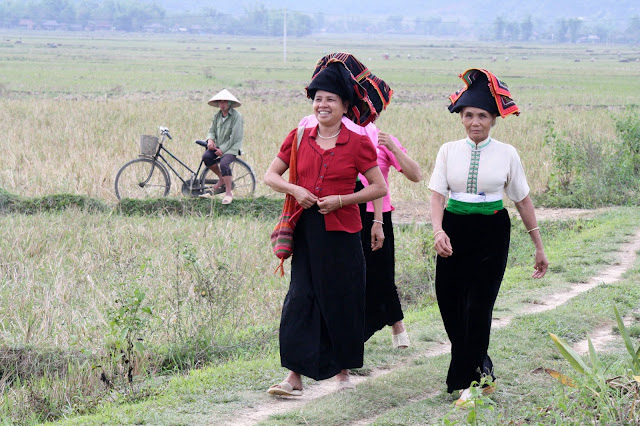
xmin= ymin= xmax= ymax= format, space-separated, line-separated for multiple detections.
xmin=299 ymin=114 xmax=422 ymax=348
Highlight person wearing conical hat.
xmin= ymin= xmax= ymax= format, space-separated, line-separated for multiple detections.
xmin=200 ymin=89 xmax=243 ymax=204
xmin=428 ymin=69 xmax=548 ymax=406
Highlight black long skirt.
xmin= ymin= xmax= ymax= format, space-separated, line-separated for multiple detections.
xmin=359 ymin=206 xmax=404 ymax=341
xmin=279 ymin=206 xmax=366 ymax=381
xmin=435 ymin=208 xmax=511 ymax=393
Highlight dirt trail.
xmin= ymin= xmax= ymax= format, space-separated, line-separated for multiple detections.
xmin=493 ymin=228 xmax=640 ymax=329
xmin=228 ymin=222 xmax=640 ymax=426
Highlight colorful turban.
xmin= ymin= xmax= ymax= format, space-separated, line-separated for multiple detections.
xmin=306 ymin=52 xmax=393 ymax=126
xmin=448 ymin=68 xmax=520 ymax=118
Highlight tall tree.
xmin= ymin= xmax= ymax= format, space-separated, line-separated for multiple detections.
xmin=567 ymin=17 xmax=583 ymax=43
xmin=557 ymin=19 xmax=569 ymax=42
xmin=520 ymin=15 xmax=533 ymax=41
xmin=493 ymin=16 xmax=505 ymax=41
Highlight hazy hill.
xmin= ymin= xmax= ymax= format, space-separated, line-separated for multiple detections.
xmin=157 ymin=0 xmax=639 ymax=23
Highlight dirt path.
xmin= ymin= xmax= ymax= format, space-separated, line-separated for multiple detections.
xmin=493 ymin=228 xmax=640 ymax=328
xmin=229 ymin=219 xmax=639 ymax=426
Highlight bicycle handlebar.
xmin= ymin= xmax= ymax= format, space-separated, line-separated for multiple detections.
xmin=157 ymin=126 xmax=206 ymax=148
xmin=158 ymin=126 xmax=172 ymax=140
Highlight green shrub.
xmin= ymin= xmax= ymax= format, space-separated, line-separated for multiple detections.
xmin=536 ymin=113 xmax=640 ymax=208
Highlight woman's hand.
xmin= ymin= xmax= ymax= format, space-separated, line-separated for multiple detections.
xmin=532 ymin=249 xmax=549 ymax=278
xmin=371 ymin=222 xmax=384 ymax=251
xmin=377 ymin=132 xmax=398 ymax=154
xmin=434 ymin=231 xmax=453 ymax=258
xmin=293 ymin=186 xmax=318 ymax=209
xmin=317 ymin=195 xmax=341 ymax=214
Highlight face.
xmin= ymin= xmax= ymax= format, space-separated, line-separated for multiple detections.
xmin=313 ymin=90 xmax=348 ymax=127
xmin=461 ymin=106 xmax=497 ymax=143
xmin=218 ymin=100 xmax=230 ymax=115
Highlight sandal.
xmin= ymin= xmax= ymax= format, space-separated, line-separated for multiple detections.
xmin=222 ymin=195 xmax=233 ymax=205
xmin=267 ymin=381 xmax=302 ymax=396
xmin=336 ymin=380 xmax=356 ymax=391
xmin=392 ymin=330 xmax=410 ymax=349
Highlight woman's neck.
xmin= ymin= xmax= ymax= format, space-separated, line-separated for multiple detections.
xmin=317 ymin=123 xmax=341 ymax=138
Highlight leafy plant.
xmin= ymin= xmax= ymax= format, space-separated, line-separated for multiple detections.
xmin=613 ymin=304 xmax=640 ymax=375
xmin=548 ymin=304 xmax=640 ymax=423
xmin=538 ymin=116 xmax=640 ymax=208
xmin=543 ymin=121 xmax=575 ymax=192
xmin=614 ymin=106 xmax=640 ymax=175
xmin=442 ymin=375 xmax=496 ymax=425
xmin=104 ymin=263 xmax=155 ymax=395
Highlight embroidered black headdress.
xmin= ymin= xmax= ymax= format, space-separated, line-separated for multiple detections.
xmin=306 ymin=52 xmax=393 ymax=126
xmin=448 ymin=68 xmax=520 ymax=118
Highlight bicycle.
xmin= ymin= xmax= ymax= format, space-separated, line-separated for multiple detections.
xmin=114 ymin=127 xmax=256 ymax=200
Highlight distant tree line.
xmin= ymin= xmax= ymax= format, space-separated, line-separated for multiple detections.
xmin=490 ymin=15 xmax=640 ymax=44
xmin=1 ymin=0 xmax=639 ymax=43
xmin=0 ymin=0 xmax=315 ymax=35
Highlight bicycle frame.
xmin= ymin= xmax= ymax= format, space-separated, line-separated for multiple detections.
xmin=148 ymin=129 xmax=207 ymax=189
xmin=116 ymin=126 xmax=255 ymax=200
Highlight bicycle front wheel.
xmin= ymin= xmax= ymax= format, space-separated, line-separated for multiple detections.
xmin=114 ymin=158 xmax=171 ymax=200
xmin=199 ymin=158 xmax=256 ymax=199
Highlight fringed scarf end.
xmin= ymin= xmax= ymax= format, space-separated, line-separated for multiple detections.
xmin=274 ymin=258 xmax=286 ymax=277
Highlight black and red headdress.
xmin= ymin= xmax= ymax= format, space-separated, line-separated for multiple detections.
xmin=306 ymin=52 xmax=393 ymax=126
xmin=448 ymin=68 xmax=520 ymax=118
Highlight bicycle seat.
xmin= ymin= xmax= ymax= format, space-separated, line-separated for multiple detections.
xmin=196 ymin=140 xmax=242 ymax=156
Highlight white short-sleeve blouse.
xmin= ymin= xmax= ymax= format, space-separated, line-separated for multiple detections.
xmin=428 ymin=137 xmax=530 ymax=203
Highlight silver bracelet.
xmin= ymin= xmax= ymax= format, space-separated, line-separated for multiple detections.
xmin=526 ymin=227 xmax=540 ymax=234
xmin=372 ymin=219 xmax=384 ymax=225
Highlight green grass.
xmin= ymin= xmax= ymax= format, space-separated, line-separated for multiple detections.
xmin=32 ymin=206 xmax=640 ymax=425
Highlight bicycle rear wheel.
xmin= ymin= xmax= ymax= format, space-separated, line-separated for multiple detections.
xmin=199 ymin=158 xmax=256 ymax=198
xmin=114 ymin=158 xmax=171 ymax=200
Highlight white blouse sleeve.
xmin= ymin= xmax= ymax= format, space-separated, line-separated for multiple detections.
xmin=428 ymin=143 xmax=450 ymax=196
xmin=504 ymin=146 xmax=530 ymax=202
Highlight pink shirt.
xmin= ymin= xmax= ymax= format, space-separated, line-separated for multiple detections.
xmin=298 ymin=115 xmax=406 ymax=212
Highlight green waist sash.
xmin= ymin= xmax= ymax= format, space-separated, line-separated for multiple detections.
xmin=446 ymin=198 xmax=503 ymax=215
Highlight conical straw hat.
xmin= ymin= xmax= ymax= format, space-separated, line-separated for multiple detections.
xmin=208 ymin=89 xmax=241 ymax=108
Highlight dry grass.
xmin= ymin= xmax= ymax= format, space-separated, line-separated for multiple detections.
xmin=1 ymin=33 xmax=637 ymax=205
xmin=0 ymin=210 xmax=283 ymax=350
xmin=0 ymin=98 xmax=621 ymax=205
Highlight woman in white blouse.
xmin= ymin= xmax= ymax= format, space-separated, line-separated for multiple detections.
xmin=428 ymin=69 xmax=549 ymax=406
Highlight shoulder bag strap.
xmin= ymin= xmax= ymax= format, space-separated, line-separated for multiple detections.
xmin=289 ymin=126 xmax=304 ymax=183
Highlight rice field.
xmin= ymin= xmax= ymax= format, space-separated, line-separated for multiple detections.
xmin=1 ymin=30 xmax=639 ymax=423
xmin=1 ymin=32 xmax=638 ymax=204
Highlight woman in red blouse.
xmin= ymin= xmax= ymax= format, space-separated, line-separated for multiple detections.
xmin=264 ymin=62 xmax=387 ymax=395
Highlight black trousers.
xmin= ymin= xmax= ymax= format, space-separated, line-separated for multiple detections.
xmin=435 ymin=208 xmax=510 ymax=393
xmin=279 ymin=207 xmax=366 ymax=381
xmin=202 ymin=150 xmax=235 ymax=176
